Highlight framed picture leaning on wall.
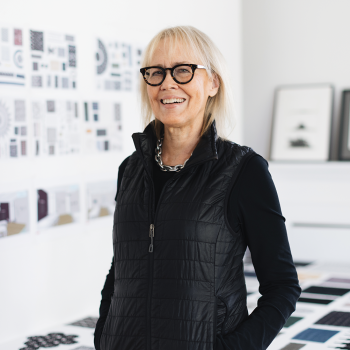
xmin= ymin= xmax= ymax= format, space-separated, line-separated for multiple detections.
xmin=339 ymin=90 xmax=350 ymax=160
xmin=269 ymin=84 xmax=334 ymax=161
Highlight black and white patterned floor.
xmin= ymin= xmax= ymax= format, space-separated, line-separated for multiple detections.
xmin=1 ymin=318 xmax=97 ymax=350
xmin=245 ymin=261 xmax=350 ymax=349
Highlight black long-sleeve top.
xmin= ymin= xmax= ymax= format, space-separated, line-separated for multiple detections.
xmin=94 ymin=153 xmax=301 ymax=350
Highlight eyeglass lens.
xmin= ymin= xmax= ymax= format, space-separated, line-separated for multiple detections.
xmin=144 ymin=65 xmax=193 ymax=85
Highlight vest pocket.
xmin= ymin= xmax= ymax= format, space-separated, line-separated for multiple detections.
xmin=99 ymin=330 xmax=104 ymax=350
xmin=216 ymin=295 xmax=228 ymax=334
xmin=99 ymin=321 xmax=107 ymax=350
xmin=99 ymin=296 xmax=115 ymax=350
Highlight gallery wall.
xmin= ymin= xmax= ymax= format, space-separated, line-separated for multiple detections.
xmin=0 ymin=0 xmax=244 ymax=343
xmin=241 ymin=0 xmax=350 ymax=159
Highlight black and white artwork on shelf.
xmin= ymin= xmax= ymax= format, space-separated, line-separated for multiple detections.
xmin=269 ymin=84 xmax=333 ymax=161
xmin=339 ymin=90 xmax=350 ymax=160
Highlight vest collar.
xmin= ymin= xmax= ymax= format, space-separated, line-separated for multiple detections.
xmin=132 ymin=119 xmax=219 ymax=175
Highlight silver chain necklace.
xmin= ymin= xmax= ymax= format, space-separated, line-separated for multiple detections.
xmin=154 ymin=137 xmax=192 ymax=172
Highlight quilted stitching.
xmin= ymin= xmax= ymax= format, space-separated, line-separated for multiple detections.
xmin=100 ymin=121 xmax=254 ymax=350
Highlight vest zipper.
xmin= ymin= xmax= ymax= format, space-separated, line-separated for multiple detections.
xmin=149 ymin=224 xmax=154 ymax=253
xmin=143 ymin=154 xmax=218 ymax=350
xmin=144 ymin=164 xmax=156 ymax=350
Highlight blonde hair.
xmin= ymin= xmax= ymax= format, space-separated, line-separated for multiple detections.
xmin=140 ymin=25 xmax=235 ymax=140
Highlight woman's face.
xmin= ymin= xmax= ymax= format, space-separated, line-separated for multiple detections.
xmin=146 ymin=40 xmax=219 ymax=130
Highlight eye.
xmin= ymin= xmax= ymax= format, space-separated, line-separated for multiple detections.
xmin=178 ymin=68 xmax=190 ymax=73
xmin=151 ymin=70 xmax=163 ymax=77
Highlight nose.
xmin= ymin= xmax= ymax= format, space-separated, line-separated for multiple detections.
xmin=160 ymin=69 xmax=177 ymax=90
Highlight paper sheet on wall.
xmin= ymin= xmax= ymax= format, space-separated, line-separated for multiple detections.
xmin=29 ymin=29 xmax=77 ymax=89
xmin=0 ymin=97 xmax=28 ymax=158
xmin=31 ymin=99 xmax=80 ymax=156
xmin=95 ymin=38 xmax=143 ymax=91
xmin=37 ymin=185 xmax=80 ymax=229
xmin=0 ymin=190 xmax=29 ymax=238
xmin=86 ymin=180 xmax=117 ymax=220
xmin=133 ymin=44 xmax=143 ymax=88
xmin=83 ymin=100 xmax=122 ymax=153
xmin=0 ymin=25 xmax=25 ymax=86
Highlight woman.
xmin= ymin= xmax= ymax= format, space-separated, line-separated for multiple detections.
xmin=94 ymin=26 xmax=301 ymax=350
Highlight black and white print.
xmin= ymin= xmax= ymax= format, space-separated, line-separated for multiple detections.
xmin=29 ymin=29 xmax=77 ymax=89
xmin=0 ymin=25 xmax=25 ymax=86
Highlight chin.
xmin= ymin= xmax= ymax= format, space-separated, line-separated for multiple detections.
xmin=158 ymin=114 xmax=188 ymax=127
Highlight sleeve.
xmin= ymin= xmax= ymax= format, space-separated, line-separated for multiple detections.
xmin=94 ymin=156 xmax=131 ymax=350
xmin=216 ymin=154 xmax=302 ymax=350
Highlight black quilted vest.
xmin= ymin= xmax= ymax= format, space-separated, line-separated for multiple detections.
xmin=100 ymin=120 xmax=256 ymax=350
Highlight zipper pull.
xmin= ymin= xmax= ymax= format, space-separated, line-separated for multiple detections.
xmin=149 ymin=224 xmax=154 ymax=253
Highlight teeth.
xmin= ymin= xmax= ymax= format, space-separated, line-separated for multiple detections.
xmin=162 ymin=98 xmax=185 ymax=104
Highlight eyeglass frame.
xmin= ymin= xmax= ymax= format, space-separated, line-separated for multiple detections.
xmin=140 ymin=64 xmax=207 ymax=86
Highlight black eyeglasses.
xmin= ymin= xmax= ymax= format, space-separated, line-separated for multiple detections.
xmin=140 ymin=64 xmax=207 ymax=86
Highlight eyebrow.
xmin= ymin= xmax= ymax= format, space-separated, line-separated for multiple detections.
xmin=152 ymin=61 xmax=190 ymax=67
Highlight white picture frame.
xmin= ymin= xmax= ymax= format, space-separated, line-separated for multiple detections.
xmin=269 ymin=84 xmax=333 ymax=161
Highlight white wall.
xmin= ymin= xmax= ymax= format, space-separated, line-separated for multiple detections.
xmin=0 ymin=0 xmax=243 ymax=343
xmin=241 ymin=0 xmax=350 ymax=269
xmin=242 ymin=0 xmax=350 ymax=159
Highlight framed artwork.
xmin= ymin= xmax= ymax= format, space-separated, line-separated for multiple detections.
xmin=339 ymin=90 xmax=350 ymax=160
xmin=269 ymin=84 xmax=334 ymax=161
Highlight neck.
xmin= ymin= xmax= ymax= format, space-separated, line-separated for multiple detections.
xmin=161 ymin=119 xmax=203 ymax=166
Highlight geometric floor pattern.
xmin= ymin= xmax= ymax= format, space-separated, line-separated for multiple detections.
xmin=68 ymin=317 xmax=98 ymax=329
xmin=244 ymin=260 xmax=350 ymax=350
xmin=20 ymin=333 xmax=79 ymax=350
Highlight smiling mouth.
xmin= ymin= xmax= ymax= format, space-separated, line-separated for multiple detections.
xmin=161 ymin=98 xmax=186 ymax=105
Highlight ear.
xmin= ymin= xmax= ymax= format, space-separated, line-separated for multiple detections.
xmin=208 ymin=73 xmax=220 ymax=97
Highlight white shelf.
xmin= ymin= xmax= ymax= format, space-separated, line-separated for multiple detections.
xmin=266 ymin=161 xmax=350 ymax=263
xmin=269 ymin=160 xmax=350 ymax=180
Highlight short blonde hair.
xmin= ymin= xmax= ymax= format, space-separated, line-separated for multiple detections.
xmin=140 ymin=25 xmax=235 ymax=140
